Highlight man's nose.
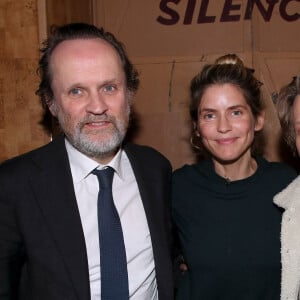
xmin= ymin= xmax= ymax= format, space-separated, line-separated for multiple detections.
xmin=86 ymin=92 xmax=108 ymax=114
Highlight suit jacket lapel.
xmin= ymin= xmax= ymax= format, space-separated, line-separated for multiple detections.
xmin=124 ymin=143 xmax=174 ymax=300
xmin=29 ymin=136 xmax=90 ymax=300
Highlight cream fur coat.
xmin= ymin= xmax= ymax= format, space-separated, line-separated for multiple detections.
xmin=274 ymin=176 xmax=300 ymax=300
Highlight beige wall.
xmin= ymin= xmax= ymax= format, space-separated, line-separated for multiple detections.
xmin=93 ymin=0 xmax=300 ymax=169
xmin=45 ymin=0 xmax=93 ymax=31
xmin=0 ymin=0 xmax=93 ymax=162
xmin=0 ymin=0 xmax=48 ymax=162
xmin=1 ymin=0 xmax=299 ymax=169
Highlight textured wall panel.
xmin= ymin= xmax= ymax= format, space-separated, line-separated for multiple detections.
xmin=94 ymin=0 xmax=300 ymax=169
xmin=0 ymin=0 xmax=49 ymax=162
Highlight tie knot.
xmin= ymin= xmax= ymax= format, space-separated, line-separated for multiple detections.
xmin=92 ymin=167 xmax=114 ymax=189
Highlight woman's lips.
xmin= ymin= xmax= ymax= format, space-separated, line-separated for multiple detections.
xmin=216 ymin=137 xmax=237 ymax=144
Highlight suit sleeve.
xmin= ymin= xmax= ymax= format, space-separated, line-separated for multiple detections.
xmin=0 ymin=166 xmax=24 ymax=299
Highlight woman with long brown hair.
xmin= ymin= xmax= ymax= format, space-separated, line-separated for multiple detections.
xmin=172 ymin=54 xmax=296 ymax=299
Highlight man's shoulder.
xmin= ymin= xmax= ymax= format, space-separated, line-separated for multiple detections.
xmin=124 ymin=142 xmax=169 ymax=159
xmin=0 ymin=135 xmax=66 ymax=175
xmin=123 ymin=143 xmax=171 ymax=168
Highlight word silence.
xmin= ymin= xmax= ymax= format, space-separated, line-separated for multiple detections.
xmin=157 ymin=0 xmax=300 ymax=25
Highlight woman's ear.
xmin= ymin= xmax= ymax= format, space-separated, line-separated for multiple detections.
xmin=193 ymin=121 xmax=200 ymax=136
xmin=193 ymin=122 xmax=200 ymax=136
xmin=254 ymin=111 xmax=265 ymax=132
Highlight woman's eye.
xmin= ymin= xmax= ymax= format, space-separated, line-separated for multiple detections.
xmin=295 ymin=127 xmax=300 ymax=136
xmin=232 ymin=110 xmax=242 ymax=116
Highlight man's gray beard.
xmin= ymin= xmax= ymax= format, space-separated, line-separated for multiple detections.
xmin=67 ymin=106 xmax=130 ymax=159
xmin=52 ymin=96 xmax=130 ymax=160
xmin=69 ymin=115 xmax=129 ymax=160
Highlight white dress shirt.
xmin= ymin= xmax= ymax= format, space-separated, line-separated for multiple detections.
xmin=65 ymin=139 xmax=158 ymax=300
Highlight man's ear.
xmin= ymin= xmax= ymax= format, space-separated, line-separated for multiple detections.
xmin=254 ymin=111 xmax=265 ymax=132
xmin=126 ymin=90 xmax=135 ymax=107
xmin=47 ymin=99 xmax=57 ymax=117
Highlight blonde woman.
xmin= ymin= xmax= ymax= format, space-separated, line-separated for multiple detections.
xmin=274 ymin=73 xmax=300 ymax=300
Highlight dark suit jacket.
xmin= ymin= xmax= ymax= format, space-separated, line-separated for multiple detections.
xmin=0 ymin=135 xmax=174 ymax=300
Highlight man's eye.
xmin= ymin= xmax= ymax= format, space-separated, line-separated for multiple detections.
xmin=103 ymin=85 xmax=116 ymax=93
xmin=203 ymin=113 xmax=215 ymax=120
xmin=69 ymin=88 xmax=82 ymax=96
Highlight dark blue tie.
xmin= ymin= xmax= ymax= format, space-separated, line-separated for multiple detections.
xmin=92 ymin=167 xmax=129 ymax=300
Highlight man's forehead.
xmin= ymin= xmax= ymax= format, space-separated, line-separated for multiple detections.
xmin=51 ymin=38 xmax=119 ymax=62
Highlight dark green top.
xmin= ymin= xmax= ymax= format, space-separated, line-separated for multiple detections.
xmin=172 ymin=157 xmax=296 ymax=300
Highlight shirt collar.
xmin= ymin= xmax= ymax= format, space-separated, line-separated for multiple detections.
xmin=65 ymin=138 xmax=125 ymax=183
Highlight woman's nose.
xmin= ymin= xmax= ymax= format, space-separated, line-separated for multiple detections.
xmin=217 ymin=115 xmax=231 ymax=133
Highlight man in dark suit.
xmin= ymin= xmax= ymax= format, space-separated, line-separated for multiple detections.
xmin=0 ymin=23 xmax=174 ymax=300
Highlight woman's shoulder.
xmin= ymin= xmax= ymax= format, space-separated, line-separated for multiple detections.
xmin=173 ymin=160 xmax=210 ymax=178
xmin=256 ymin=157 xmax=297 ymax=195
xmin=172 ymin=164 xmax=196 ymax=182
xmin=173 ymin=163 xmax=195 ymax=174
xmin=258 ymin=156 xmax=297 ymax=177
